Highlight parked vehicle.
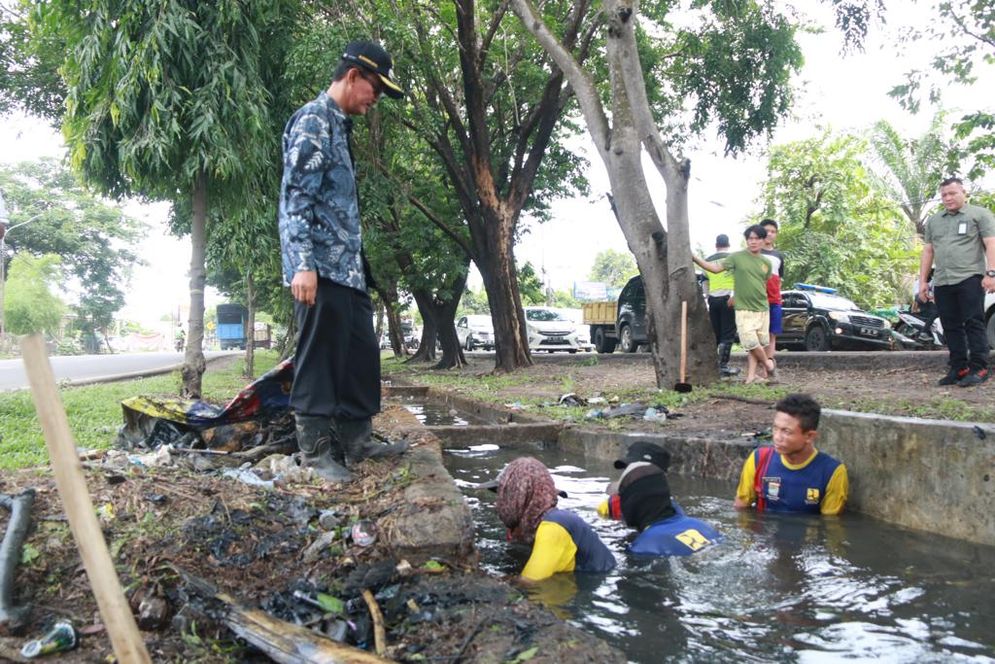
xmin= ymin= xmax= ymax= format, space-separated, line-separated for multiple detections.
xmin=777 ymin=285 xmax=893 ymax=352
xmin=401 ymin=320 xmax=419 ymax=350
xmin=582 ymin=275 xmax=648 ymax=353
xmin=455 ymin=314 xmax=495 ymax=351
xmin=893 ymin=308 xmax=945 ymax=350
xmin=216 ymin=303 xmax=248 ymax=350
xmin=524 ymin=306 xmax=581 ymax=353
xmin=252 ymin=323 xmax=272 ymax=349
xmin=555 ymin=308 xmax=594 ymax=351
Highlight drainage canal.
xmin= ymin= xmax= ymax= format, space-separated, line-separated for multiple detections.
xmin=406 ymin=403 xmax=995 ymax=662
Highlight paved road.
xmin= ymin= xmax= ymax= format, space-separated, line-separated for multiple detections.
xmin=0 ymin=351 xmax=237 ymax=392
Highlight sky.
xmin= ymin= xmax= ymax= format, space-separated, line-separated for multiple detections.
xmin=1 ymin=3 xmax=993 ymax=324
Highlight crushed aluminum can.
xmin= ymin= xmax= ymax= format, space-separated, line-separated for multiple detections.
xmin=350 ymin=520 xmax=376 ymax=547
xmin=21 ymin=620 xmax=78 ymax=658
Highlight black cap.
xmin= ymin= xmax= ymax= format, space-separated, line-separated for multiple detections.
xmin=716 ymin=234 xmax=730 ymax=248
xmin=613 ymin=442 xmax=671 ymax=472
xmin=342 ymin=40 xmax=404 ymax=99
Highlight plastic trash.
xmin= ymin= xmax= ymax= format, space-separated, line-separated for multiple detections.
xmin=558 ymin=393 xmax=587 ymax=407
xmin=222 ymin=466 xmax=275 ymax=489
xmin=21 ymin=621 xmax=78 ymax=658
xmin=643 ymin=407 xmax=667 ymax=422
xmin=350 ymin=520 xmax=377 ymax=547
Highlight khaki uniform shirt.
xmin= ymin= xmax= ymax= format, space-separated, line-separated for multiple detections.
xmin=924 ymin=203 xmax=995 ymax=287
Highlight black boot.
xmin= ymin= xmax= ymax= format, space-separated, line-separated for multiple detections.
xmin=718 ymin=343 xmax=740 ymax=376
xmin=294 ymin=415 xmax=352 ymax=482
xmin=337 ymin=417 xmax=409 ymax=467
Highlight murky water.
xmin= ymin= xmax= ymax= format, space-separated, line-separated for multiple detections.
xmin=401 ymin=401 xmax=494 ymax=426
xmin=444 ymin=441 xmax=995 ymax=663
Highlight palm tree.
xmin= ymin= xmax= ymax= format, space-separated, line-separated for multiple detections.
xmin=867 ymin=115 xmax=951 ymax=238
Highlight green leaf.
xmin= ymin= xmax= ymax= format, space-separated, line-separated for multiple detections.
xmin=421 ymin=560 xmax=445 ymax=571
xmin=508 ymin=647 xmax=539 ymax=663
xmin=21 ymin=543 xmax=41 ymax=565
xmin=316 ymin=593 xmax=344 ymax=615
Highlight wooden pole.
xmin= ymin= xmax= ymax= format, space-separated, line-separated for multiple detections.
xmin=21 ymin=334 xmax=151 ymax=663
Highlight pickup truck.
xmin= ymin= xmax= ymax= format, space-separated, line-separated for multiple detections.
xmin=582 ymin=275 xmax=648 ymax=353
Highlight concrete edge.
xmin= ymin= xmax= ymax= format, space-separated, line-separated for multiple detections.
xmin=384 ymin=378 xmax=995 ymax=547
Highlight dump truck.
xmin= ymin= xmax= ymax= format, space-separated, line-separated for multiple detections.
xmin=582 ymin=275 xmax=648 ymax=353
xmin=216 ymin=303 xmax=248 ymax=350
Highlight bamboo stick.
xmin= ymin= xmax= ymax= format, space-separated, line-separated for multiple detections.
xmin=21 ymin=335 xmax=151 ymax=663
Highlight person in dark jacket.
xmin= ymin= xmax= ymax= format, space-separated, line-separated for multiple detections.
xmin=277 ymin=40 xmax=407 ymax=482
xmin=598 ymin=442 xmax=722 ymax=556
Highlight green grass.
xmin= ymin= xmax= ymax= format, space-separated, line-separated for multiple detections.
xmin=0 ymin=351 xmax=281 ymax=471
xmin=383 ymin=354 xmax=791 ymax=424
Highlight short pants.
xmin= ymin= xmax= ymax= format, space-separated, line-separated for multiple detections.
xmin=769 ymin=304 xmax=783 ymax=335
xmin=735 ymin=309 xmax=770 ymax=351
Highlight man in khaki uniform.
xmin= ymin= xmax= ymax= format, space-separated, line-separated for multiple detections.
xmin=919 ymin=177 xmax=995 ymax=387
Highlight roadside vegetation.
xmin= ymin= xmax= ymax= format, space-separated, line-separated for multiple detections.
xmin=0 ymin=351 xmax=280 ymax=471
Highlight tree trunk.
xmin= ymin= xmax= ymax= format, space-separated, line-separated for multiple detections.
xmin=408 ymin=292 xmax=438 ymax=364
xmin=373 ymin=281 xmax=409 ymax=358
xmin=244 ymin=271 xmax=255 ymax=378
xmin=472 ymin=211 xmax=531 ymax=372
xmin=181 ymin=172 xmax=208 ymax=398
xmin=511 ymin=0 xmax=718 ymax=388
xmin=429 ymin=267 xmax=469 ymax=369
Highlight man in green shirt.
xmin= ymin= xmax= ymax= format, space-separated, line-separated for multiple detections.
xmin=694 ymin=225 xmax=776 ymax=384
xmin=919 ymin=177 xmax=995 ymax=387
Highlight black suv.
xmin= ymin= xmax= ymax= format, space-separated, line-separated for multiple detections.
xmin=778 ymin=286 xmax=893 ymax=351
xmin=616 ymin=275 xmax=649 ymax=352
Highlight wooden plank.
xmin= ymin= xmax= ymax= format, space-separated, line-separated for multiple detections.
xmin=21 ymin=335 xmax=151 ymax=663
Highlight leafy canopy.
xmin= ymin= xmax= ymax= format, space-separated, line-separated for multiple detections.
xmin=759 ymin=130 xmax=919 ymax=308
xmin=34 ymin=0 xmax=279 ymax=200
xmin=0 ymin=158 xmax=144 ymax=334
xmin=4 ymin=252 xmax=65 ymax=335
xmin=589 ymin=249 xmax=637 ymax=289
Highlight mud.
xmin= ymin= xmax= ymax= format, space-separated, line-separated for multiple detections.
xmin=0 ymin=404 xmax=622 ymax=663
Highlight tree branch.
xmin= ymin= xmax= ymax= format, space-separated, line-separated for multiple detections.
xmin=509 ymin=0 xmax=611 ymax=157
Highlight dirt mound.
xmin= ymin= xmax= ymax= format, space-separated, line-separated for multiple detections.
xmin=0 ymin=404 xmax=623 ymax=663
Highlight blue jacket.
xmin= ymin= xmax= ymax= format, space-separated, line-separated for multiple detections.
xmin=629 ymin=503 xmax=722 ymax=556
xmin=278 ymin=92 xmax=366 ymax=291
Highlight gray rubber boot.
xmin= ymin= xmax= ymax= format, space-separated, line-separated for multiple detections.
xmin=294 ymin=415 xmax=352 ymax=482
xmin=718 ymin=343 xmax=740 ymax=376
xmin=337 ymin=417 xmax=409 ymax=467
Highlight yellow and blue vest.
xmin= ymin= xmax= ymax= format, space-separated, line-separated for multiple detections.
xmin=521 ymin=508 xmax=616 ymax=581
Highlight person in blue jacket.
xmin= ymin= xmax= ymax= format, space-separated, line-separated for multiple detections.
xmin=598 ymin=442 xmax=722 ymax=556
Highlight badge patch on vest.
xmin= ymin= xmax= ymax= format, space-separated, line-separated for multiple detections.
xmin=765 ymin=477 xmax=781 ymax=501
xmin=806 ymin=488 xmax=821 ymax=504
xmin=675 ymin=529 xmax=710 ymax=551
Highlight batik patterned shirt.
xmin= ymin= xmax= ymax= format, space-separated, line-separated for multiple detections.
xmin=278 ymin=92 xmax=366 ymax=291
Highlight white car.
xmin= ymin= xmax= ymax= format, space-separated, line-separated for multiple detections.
xmin=456 ymin=314 xmax=495 ymax=351
xmin=555 ymin=307 xmax=594 ymax=351
xmin=524 ymin=306 xmax=581 ymax=353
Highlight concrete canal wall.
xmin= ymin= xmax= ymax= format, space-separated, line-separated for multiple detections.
xmin=818 ymin=410 xmax=995 ymax=548
xmin=385 ymin=384 xmax=995 ymax=547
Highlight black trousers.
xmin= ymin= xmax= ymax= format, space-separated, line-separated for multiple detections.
xmin=934 ymin=275 xmax=989 ymax=372
xmin=291 ymin=278 xmax=381 ymax=419
xmin=708 ymin=295 xmax=737 ymax=345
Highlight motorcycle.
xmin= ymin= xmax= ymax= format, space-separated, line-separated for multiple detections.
xmin=893 ymin=308 xmax=945 ymax=350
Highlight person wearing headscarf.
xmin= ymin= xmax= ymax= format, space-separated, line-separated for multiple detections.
xmin=490 ymin=457 xmax=616 ymax=582
xmin=598 ymin=442 xmax=722 ymax=556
